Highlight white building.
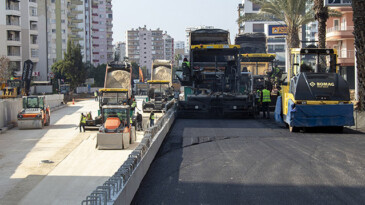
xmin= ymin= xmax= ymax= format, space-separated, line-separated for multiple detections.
xmin=114 ymin=41 xmax=126 ymax=61
xmin=174 ymin=41 xmax=185 ymax=50
xmin=0 ymin=0 xmax=41 ymax=78
xmin=126 ymin=26 xmax=173 ymax=75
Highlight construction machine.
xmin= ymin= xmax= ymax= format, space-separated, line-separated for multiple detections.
xmin=17 ymin=96 xmax=51 ymax=129
xmin=177 ymin=29 xmax=256 ymax=118
xmin=96 ymin=88 xmax=135 ymax=150
xmin=96 ymin=61 xmax=136 ymax=149
xmin=143 ymin=60 xmax=174 ymax=112
xmin=143 ymin=80 xmax=172 ymax=112
xmin=275 ymin=48 xmax=354 ymax=132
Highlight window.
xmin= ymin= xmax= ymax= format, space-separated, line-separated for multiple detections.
xmin=253 ymin=24 xmax=264 ymax=32
xmin=334 ymin=19 xmax=339 ymax=30
xmin=341 ymin=17 xmax=346 ymax=30
xmin=252 ymin=3 xmax=261 ymax=11
xmin=30 ymin=7 xmax=37 ymax=16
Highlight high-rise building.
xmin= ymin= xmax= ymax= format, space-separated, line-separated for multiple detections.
xmin=185 ymin=25 xmax=214 ymax=54
xmin=237 ymin=0 xmax=286 ymax=67
xmin=67 ymin=0 xmax=86 ymax=61
xmin=44 ymin=0 xmax=68 ymax=77
xmin=163 ymin=33 xmax=174 ymax=62
xmin=114 ymin=41 xmax=126 ymax=61
xmin=126 ymin=26 xmax=173 ymax=75
xmin=0 ymin=0 xmax=41 ymax=78
xmin=85 ymin=0 xmax=114 ymax=65
xmin=174 ymin=41 xmax=185 ymax=50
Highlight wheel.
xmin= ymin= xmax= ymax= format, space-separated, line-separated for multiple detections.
xmin=289 ymin=126 xmax=299 ymax=132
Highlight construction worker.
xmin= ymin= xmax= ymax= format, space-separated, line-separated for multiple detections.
xmin=136 ymin=112 xmax=143 ymax=131
xmin=79 ymin=113 xmax=86 ymax=132
xmin=149 ymin=111 xmax=155 ymax=127
xmin=261 ymin=86 xmax=271 ymax=119
xmin=87 ymin=111 xmax=92 ymax=120
xmin=256 ymin=87 xmax=262 ymax=115
xmin=182 ymin=58 xmax=190 ymax=68
xmin=94 ymin=90 xmax=98 ymax=101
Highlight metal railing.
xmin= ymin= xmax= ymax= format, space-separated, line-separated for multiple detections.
xmin=6 ymin=4 xmax=19 ymax=11
xmin=327 ymin=26 xmax=354 ymax=33
xmin=81 ymin=101 xmax=177 ymax=205
xmin=338 ymin=50 xmax=355 ymax=58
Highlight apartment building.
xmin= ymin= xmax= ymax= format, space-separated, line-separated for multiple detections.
xmin=0 ymin=0 xmax=41 ymax=78
xmin=67 ymin=0 xmax=86 ymax=61
xmin=163 ymin=33 xmax=174 ymax=62
xmin=126 ymin=26 xmax=173 ymax=75
xmin=326 ymin=6 xmax=355 ymax=89
xmin=237 ymin=0 xmax=286 ymax=67
xmin=85 ymin=0 xmax=113 ymax=65
xmin=114 ymin=41 xmax=126 ymax=61
xmin=44 ymin=0 xmax=68 ymax=77
xmin=185 ymin=25 xmax=214 ymax=54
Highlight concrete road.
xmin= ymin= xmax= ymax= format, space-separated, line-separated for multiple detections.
xmin=0 ymin=99 xmax=99 ymax=204
xmin=133 ymin=119 xmax=365 ymax=204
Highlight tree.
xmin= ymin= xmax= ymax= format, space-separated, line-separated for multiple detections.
xmin=131 ymin=62 xmax=139 ymax=80
xmin=238 ymin=0 xmax=315 ymax=50
xmin=0 ymin=56 xmax=11 ymax=83
xmin=52 ymin=40 xmax=87 ymax=89
xmin=352 ymin=0 xmax=365 ymax=110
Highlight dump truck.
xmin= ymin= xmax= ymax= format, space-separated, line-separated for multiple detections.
xmin=177 ymin=29 xmax=256 ymax=118
xmin=275 ymin=48 xmax=354 ymax=132
xmin=143 ymin=60 xmax=173 ymax=112
xmin=17 ymin=96 xmax=50 ymax=129
xmin=96 ymin=61 xmax=136 ymax=149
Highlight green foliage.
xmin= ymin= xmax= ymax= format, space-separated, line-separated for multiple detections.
xmin=52 ymin=40 xmax=87 ymax=89
xmin=86 ymin=63 xmax=106 ymax=87
xmin=131 ymin=62 xmax=139 ymax=80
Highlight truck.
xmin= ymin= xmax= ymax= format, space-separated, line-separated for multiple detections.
xmin=275 ymin=48 xmax=354 ymax=132
xmin=143 ymin=60 xmax=174 ymax=112
xmin=177 ymin=29 xmax=256 ymax=118
xmin=17 ymin=96 xmax=51 ymax=129
xmin=96 ymin=61 xmax=136 ymax=150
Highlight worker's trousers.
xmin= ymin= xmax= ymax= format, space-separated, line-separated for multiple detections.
xmin=262 ymin=102 xmax=270 ymax=119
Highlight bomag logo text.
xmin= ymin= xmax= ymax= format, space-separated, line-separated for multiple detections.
xmin=316 ymin=82 xmax=335 ymax=88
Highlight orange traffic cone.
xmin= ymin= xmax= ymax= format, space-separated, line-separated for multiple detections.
xmin=72 ymin=98 xmax=75 ymax=105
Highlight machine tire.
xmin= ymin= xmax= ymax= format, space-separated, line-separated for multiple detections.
xmin=289 ymin=126 xmax=299 ymax=132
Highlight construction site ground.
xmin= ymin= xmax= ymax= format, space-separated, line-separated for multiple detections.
xmin=0 ymin=98 xmax=157 ymax=205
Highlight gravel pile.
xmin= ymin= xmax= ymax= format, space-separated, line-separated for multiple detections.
xmin=105 ymin=70 xmax=131 ymax=89
xmin=153 ymin=66 xmax=171 ymax=81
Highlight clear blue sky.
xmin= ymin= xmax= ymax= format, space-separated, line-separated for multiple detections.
xmin=112 ymin=0 xmax=241 ymax=44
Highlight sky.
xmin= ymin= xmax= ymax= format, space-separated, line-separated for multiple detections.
xmin=112 ymin=0 xmax=241 ymax=44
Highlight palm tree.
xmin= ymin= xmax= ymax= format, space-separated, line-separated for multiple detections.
xmin=352 ymin=0 xmax=365 ymax=110
xmin=238 ymin=0 xmax=314 ymax=51
xmin=313 ymin=0 xmax=342 ymax=48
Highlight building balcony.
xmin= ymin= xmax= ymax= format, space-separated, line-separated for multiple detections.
xmin=326 ymin=26 xmax=354 ymax=41
xmin=337 ymin=50 xmax=355 ymax=66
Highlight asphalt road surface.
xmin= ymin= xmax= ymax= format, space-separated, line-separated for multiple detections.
xmin=133 ymin=119 xmax=365 ymax=204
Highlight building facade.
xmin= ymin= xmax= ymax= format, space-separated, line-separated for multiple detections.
xmin=114 ymin=41 xmax=126 ymax=61
xmin=85 ymin=0 xmax=113 ymax=65
xmin=163 ymin=33 xmax=174 ymax=62
xmin=0 ymin=0 xmax=42 ymax=78
xmin=126 ymin=26 xmax=173 ymax=75
xmin=326 ymin=6 xmax=355 ymax=89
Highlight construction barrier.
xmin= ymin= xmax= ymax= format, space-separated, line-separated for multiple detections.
xmin=81 ymin=102 xmax=177 ymax=205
